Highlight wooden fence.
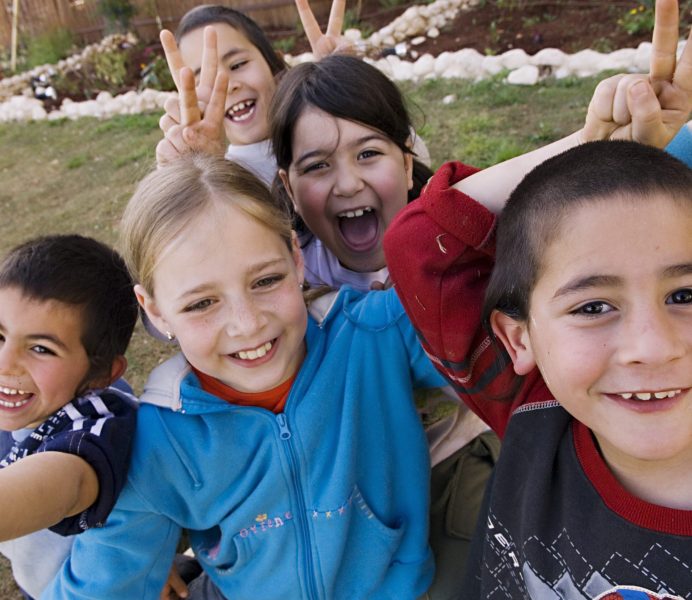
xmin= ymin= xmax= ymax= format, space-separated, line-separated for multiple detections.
xmin=0 ymin=0 xmax=332 ymax=49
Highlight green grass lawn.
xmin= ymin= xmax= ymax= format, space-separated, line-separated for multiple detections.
xmin=0 ymin=73 xmax=599 ymax=597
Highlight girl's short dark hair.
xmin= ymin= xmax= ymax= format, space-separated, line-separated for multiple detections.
xmin=270 ymin=54 xmax=432 ymax=203
xmin=176 ymin=4 xmax=287 ymax=76
xmin=0 ymin=235 xmax=138 ymax=385
xmin=483 ymin=140 xmax=692 ymax=329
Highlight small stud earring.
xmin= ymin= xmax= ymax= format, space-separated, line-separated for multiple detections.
xmin=299 ymin=282 xmax=304 ymax=290
xmin=165 ymin=331 xmax=176 ymax=341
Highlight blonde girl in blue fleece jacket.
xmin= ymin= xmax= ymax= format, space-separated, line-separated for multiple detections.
xmin=43 ymin=154 xmax=446 ymax=600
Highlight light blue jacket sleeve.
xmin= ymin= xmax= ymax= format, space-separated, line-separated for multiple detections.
xmin=41 ymin=483 xmax=182 ymax=599
xmin=666 ymin=123 xmax=692 ymax=168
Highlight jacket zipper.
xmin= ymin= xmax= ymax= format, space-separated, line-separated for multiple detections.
xmin=276 ymin=413 xmax=318 ymax=600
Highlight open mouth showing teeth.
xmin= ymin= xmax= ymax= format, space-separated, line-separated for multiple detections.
xmin=0 ymin=386 xmax=32 ymax=408
xmin=226 ymin=99 xmax=256 ymax=123
xmin=233 ymin=340 xmax=273 ymax=361
xmin=337 ymin=207 xmax=379 ymax=249
xmin=616 ymin=389 xmax=682 ymax=401
xmin=338 ymin=207 xmax=374 ymax=219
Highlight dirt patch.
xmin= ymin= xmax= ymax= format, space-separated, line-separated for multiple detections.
xmin=282 ymin=0 xmax=692 ymax=58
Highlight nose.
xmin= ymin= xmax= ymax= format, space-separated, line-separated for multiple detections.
xmin=227 ymin=76 xmax=242 ymax=94
xmin=615 ymin=306 xmax=686 ymax=366
xmin=333 ymin=162 xmax=365 ymax=198
xmin=223 ymin=295 xmax=268 ymax=338
xmin=0 ymin=341 xmax=21 ymax=374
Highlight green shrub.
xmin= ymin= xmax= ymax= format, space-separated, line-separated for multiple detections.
xmin=139 ymin=53 xmax=175 ymax=91
xmin=25 ymin=28 xmax=75 ymax=69
xmin=617 ymin=2 xmax=655 ymax=35
xmin=98 ymin=0 xmax=136 ymax=33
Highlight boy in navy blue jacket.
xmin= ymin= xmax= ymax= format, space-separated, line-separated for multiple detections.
xmin=0 ymin=235 xmax=138 ymax=599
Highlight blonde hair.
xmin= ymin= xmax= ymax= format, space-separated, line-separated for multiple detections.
xmin=119 ymin=154 xmax=293 ymax=295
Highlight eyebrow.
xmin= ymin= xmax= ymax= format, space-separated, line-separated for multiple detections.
xmin=294 ymin=134 xmax=388 ymax=168
xmin=0 ymin=320 xmax=69 ymax=349
xmin=663 ymin=263 xmax=692 ymax=278
xmin=177 ymin=258 xmax=288 ymax=299
xmin=552 ymin=262 xmax=692 ymax=299
xmin=552 ymin=275 xmax=621 ymax=299
xmin=26 ymin=334 xmax=68 ymax=350
xmin=193 ymin=48 xmax=244 ymax=76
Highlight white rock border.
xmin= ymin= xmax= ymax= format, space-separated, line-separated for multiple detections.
xmin=287 ymin=40 xmax=686 ymax=85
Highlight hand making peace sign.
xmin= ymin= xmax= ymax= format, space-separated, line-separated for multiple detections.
xmin=156 ymin=27 xmax=229 ymax=165
xmin=295 ymin=0 xmax=357 ymax=59
xmin=583 ymin=0 xmax=691 ymax=147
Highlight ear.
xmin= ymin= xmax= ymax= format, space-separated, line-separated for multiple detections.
xmin=490 ymin=310 xmax=536 ymax=376
xmin=278 ymin=168 xmax=299 ymax=214
xmin=290 ymin=231 xmax=305 ymax=284
xmin=85 ymin=355 xmax=128 ymax=389
xmin=134 ymin=284 xmax=170 ymax=338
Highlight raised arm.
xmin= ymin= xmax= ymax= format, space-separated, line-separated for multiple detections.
xmin=456 ymin=0 xmax=692 ymax=213
xmin=0 ymin=452 xmax=97 ymax=541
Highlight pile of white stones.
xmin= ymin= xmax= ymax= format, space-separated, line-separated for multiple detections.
xmin=0 ymin=0 xmax=686 ymax=123
xmin=0 ymin=33 xmax=138 ymax=102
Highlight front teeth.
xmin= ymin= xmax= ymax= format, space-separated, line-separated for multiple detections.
xmin=227 ymin=100 xmax=255 ymax=122
xmin=0 ymin=386 xmax=29 ymax=395
xmin=618 ymin=389 xmax=680 ymax=401
xmin=339 ymin=207 xmax=373 ymax=219
xmin=0 ymin=386 xmax=31 ymax=408
xmin=236 ymin=341 xmax=273 ymax=361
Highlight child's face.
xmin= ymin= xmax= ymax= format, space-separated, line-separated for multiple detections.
xmin=499 ymin=195 xmax=692 ymax=471
xmin=280 ymin=107 xmax=413 ymax=274
xmin=138 ymin=202 xmax=307 ymax=393
xmin=179 ymin=23 xmax=276 ymax=146
xmin=0 ymin=288 xmax=91 ymax=431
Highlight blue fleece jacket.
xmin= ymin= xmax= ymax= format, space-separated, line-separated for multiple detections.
xmin=43 ymin=288 xmax=446 ymax=600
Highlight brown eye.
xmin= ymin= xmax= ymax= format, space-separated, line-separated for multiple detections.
xmin=572 ymin=301 xmax=612 ymax=316
xmin=668 ymin=288 xmax=692 ymax=304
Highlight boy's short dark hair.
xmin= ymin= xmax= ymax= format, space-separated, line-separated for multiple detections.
xmin=0 ymin=235 xmax=138 ymax=385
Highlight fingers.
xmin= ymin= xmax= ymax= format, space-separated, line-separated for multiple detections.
xmin=672 ymin=26 xmax=692 ymax=98
xmin=628 ymin=79 xmax=667 ymax=146
xmin=160 ymin=96 xmax=181 ymax=134
xmin=326 ymin=0 xmax=346 ymax=38
xmin=586 ymin=74 xmax=625 ymax=126
xmin=167 ymin=568 xmax=189 ymax=599
xmin=198 ymin=26 xmax=219 ymax=105
xmin=203 ymin=69 xmax=229 ymax=129
xmin=156 ymin=128 xmax=186 ymax=167
xmin=612 ymin=73 xmax=646 ymax=126
xmin=649 ymin=0 xmax=679 ymax=83
xmin=179 ymin=67 xmax=201 ymax=126
xmin=295 ymin=0 xmax=322 ymax=52
xmin=160 ymin=29 xmax=183 ymax=91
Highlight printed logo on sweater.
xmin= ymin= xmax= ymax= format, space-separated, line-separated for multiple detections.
xmin=238 ymin=511 xmax=294 ymax=538
xmin=594 ymin=586 xmax=683 ymax=600
xmin=481 ymin=513 xmax=689 ymax=599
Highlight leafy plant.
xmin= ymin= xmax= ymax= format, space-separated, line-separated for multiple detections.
xmin=617 ymin=3 xmax=655 ymax=35
xmin=25 ymin=28 xmax=75 ymax=69
xmin=89 ymin=47 xmax=128 ymax=88
xmin=272 ymin=35 xmax=296 ymax=55
xmin=98 ymin=0 xmax=137 ymax=33
xmin=139 ymin=52 xmax=174 ymax=91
